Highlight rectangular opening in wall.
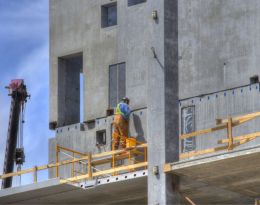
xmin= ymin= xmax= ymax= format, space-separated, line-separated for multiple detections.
xmin=101 ymin=2 xmax=117 ymax=28
xmin=128 ymin=0 xmax=146 ymax=6
xmin=96 ymin=130 xmax=106 ymax=146
xmin=250 ymin=75 xmax=259 ymax=84
xmin=109 ymin=63 xmax=126 ymax=108
xmin=58 ymin=52 xmax=83 ymax=127
xmin=80 ymin=73 xmax=84 ymax=123
xmin=181 ymin=106 xmax=196 ymax=152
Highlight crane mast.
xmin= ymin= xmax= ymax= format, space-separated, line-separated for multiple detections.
xmin=1 ymin=80 xmax=29 ymax=189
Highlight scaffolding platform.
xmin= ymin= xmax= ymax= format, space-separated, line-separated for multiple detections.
xmin=0 ymin=170 xmax=148 ymax=204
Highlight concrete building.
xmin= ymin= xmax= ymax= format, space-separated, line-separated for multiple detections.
xmin=1 ymin=0 xmax=260 ymax=204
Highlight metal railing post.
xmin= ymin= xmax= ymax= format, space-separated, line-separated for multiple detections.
xmin=56 ymin=145 xmax=59 ymax=178
xmin=72 ymin=152 xmax=75 ymax=177
xmin=112 ymin=139 xmax=116 ymax=176
xmin=33 ymin=166 xmax=38 ymax=183
xmin=144 ymin=147 xmax=147 ymax=169
xmin=88 ymin=153 xmax=92 ymax=180
xmin=227 ymin=117 xmax=233 ymax=150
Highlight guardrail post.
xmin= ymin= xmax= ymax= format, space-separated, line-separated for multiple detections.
xmin=72 ymin=152 xmax=75 ymax=177
xmin=128 ymin=150 xmax=132 ymax=166
xmin=33 ymin=166 xmax=38 ymax=183
xmin=227 ymin=117 xmax=233 ymax=150
xmin=56 ymin=145 xmax=59 ymax=178
xmin=112 ymin=141 xmax=116 ymax=176
xmin=88 ymin=153 xmax=92 ymax=180
xmin=144 ymin=147 xmax=147 ymax=169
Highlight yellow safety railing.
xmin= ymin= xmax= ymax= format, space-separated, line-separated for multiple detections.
xmin=56 ymin=145 xmax=86 ymax=178
xmin=111 ymin=135 xmax=147 ymax=175
xmin=0 ymin=142 xmax=147 ymax=187
xmin=180 ymin=112 xmax=260 ymax=159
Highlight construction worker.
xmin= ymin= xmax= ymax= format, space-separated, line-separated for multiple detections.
xmin=112 ymin=97 xmax=131 ymax=150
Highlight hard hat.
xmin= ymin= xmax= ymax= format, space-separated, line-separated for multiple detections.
xmin=121 ymin=97 xmax=130 ymax=104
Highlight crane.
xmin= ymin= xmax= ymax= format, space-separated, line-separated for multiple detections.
xmin=1 ymin=80 xmax=29 ymax=189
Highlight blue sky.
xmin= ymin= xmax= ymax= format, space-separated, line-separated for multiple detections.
xmin=0 ymin=0 xmax=51 ymax=185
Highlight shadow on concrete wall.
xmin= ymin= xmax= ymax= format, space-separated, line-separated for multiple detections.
xmin=132 ymin=113 xmax=146 ymax=143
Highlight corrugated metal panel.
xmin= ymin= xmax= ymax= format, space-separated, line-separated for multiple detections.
xmin=118 ymin=63 xmax=126 ymax=102
xmin=109 ymin=64 xmax=118 ymax=108
xmin=109 ymin=63 xmax=126 ymax=108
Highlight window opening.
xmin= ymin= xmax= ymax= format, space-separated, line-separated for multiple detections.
xmin=57 ymin=53 xmax=83 ymax=127
xmin=96 ymin=130 xmax=106 ymax=146
xmin=101 ymin=2 xmax=117 ymax=28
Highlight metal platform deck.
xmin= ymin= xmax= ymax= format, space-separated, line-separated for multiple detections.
xmin=0 ymin=170 xmax=148 ymax=205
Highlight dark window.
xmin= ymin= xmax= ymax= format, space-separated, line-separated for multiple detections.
xmin=96 ymin=130 xmax=106 ymax=146
xmin=109 ymin=63 xmax=126 ymax=108
xmin=250 ymin=75 xmax=259 ymax=84
xmin=128 ymin=0 xmax=146 ymax=6
xmin=101 ymin=3 xmax=117 ymax=28
xmin=181 ymin=106 xmax=196 ymax=152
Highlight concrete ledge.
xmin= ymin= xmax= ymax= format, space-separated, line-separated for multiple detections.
xmin=0 ymin=171 xmax=147 ymax=204
xmin=0 ymin=178 xmax=63 ymax=198
xmin=168 ymin=145 xmax=260 ymax=171
xmin=166 ymin=146 xmax=260 ymax=200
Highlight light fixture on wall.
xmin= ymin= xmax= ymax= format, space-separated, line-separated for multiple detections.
xmin=152 ymin=166 xmax=159 ymax=175
xmin=152 ymin=10 xmax=158 ymax=20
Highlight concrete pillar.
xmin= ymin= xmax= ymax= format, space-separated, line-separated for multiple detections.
xmin=147 ymin=0 xmax=180 ymax=204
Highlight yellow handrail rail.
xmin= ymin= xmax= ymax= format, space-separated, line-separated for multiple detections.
xmin=180 ymin=111 xmax=260 ymax=159
xmin=0 ymin=143 xmax=148 ymax=185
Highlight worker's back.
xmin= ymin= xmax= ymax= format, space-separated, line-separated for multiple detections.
xmin=116 ymin=102 xmax=131 ymax=120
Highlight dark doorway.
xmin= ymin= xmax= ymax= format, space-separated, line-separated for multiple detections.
xmin=58 ymin=52 xmax=83 ymax=127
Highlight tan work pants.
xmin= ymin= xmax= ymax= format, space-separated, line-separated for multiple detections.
xmin=112 ymin=114 xmax=129 ymax=149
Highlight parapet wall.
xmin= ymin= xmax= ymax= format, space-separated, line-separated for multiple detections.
xmin=48 ymin=108 xmax=147 ymax=179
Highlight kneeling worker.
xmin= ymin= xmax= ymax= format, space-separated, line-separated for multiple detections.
xmin=113 ymin=97 xmax=131 ymax=150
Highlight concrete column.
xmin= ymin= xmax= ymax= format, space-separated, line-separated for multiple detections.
xmin=147 ymin=0 xmax=180 ymax=204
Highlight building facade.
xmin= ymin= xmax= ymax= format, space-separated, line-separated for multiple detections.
xmin=49 ymin=0 xmax=260 ymax=204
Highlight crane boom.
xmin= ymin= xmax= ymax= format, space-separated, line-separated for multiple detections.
xmin=1 ymin=80 xmax=29 ymax=189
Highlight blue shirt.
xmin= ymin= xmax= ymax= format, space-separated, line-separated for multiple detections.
xmin=116 ymin=102 xmax=131 ymax=120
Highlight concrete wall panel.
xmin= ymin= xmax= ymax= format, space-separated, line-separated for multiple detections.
xmin=49 ymin=0 xmax=158 ymax=125
xmin=179 ymin=0 xmax=260 ymax=99
xmin=180 ymin=84 xmax=260 ymax=160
